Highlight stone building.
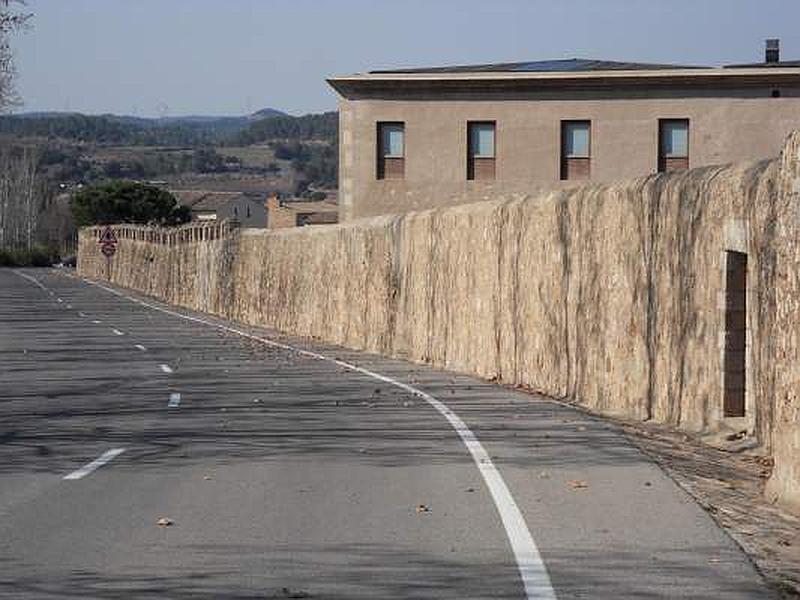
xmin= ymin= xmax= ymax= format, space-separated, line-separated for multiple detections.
xmin=266 ymin=195 xmax=339 ymax=229
xmin=328 ymin=41 xmax=800 ymax=221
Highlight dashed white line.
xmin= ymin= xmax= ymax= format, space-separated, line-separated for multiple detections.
xmin=83 ymin=277 xmax=556 ymax=600
xmin=92 ymin=320 xmax=102 ymax=324
xmin=168 ymin=392 xmax=181 ymax=408
xmin=134 ymin=344 xmax=147 ymax=351
xmin=112 ymin=328 xmax=124 ymax=336
xmin=63 ymin=448 xmax=126 ymax=480
xmin=160 ymin=364 xmax=173 ymax=374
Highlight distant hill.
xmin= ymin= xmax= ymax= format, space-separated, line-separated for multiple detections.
xmin=0 ymin=108 xmax=291 ymax=145
xmin=233 ymin=111 xmax=338 ymax=145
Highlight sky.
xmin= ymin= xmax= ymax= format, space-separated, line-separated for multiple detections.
xmin=10 ymin=0 xmax=800 ymax=117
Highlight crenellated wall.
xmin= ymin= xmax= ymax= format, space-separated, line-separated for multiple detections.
xmin=79 ymin=133 xmax=800 ymax=513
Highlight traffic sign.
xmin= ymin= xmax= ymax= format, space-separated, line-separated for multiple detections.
xmin=101 ymin=243 xmax=116 ymax=257
xmin=99 ymin=226 xmax=118 ymax=245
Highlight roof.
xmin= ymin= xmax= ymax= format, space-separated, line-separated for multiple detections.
xmin=370 ymin=58 xmax=706 ymax=74
xmin=279 ymin=199 xmax=339 ymax=213
xmin=328 ymin=59 xmax=800 ymax=97
xmin=725 ymin=60 xmax=800 ymax=69
xmin=171 ymin=190 xmax=255 ymax=213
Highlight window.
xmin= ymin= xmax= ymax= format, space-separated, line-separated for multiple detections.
xmin=658 ymin=119 xmax=689 ymax=173
xmin=723 ymin=251 xmax=747 ymax=417
xmin=561 ymin=121 xmax=591 ymax=181
xmin=467 ymin=121 xmax=496 ymax=181
xmin=377 ymin=122 xmax=405 ymax=179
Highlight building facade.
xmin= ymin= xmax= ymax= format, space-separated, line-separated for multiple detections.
xmin=328 ymin=50 xmax=800 ymax=221
xmin=266 ymin=195 xmax=339 ymax=229
xmin=171 ymin=190 xmax=268 ymax=228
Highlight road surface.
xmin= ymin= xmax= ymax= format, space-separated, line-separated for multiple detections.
xmin=0 ymin=268 xmax=775 ymax=599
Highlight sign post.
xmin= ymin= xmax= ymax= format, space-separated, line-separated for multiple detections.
xmin=98 ymin=226 xmax=118 ymax=280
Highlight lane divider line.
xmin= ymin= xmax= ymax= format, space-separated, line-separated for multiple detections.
xmin=12 ymin=270 xmax=49 ymax=293
xmin=134 ymin=344 xmax=147 ymax=351
xmin=160 ymin=364 xmax=174 ymax=374
xmin=63 ymin=448 xmax=126 ymax=480
xmin=92 ymin=320 xmax=102 ymax=324
xmin=112 ymin=328 xmax=124 ymax=336
xmin=82 ymin=277 xmax=556 ymax=600
xmin=168 ymin=392 xmax=181 ymax=408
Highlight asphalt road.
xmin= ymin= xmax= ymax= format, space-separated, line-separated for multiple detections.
xmin=0 ymin=267 xmax=776 ymax=599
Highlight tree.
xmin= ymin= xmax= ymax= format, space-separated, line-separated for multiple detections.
xmin=70 ymin=181 xmax=191 ymax=227
xmin=0 ymin=0 xmax=32 ymax=112
xmin=0 ymin=145 xmax=40 ymax=250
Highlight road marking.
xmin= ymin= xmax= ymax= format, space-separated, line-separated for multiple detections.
xmin=12 ymin=270 xmax=49 ymax=293
xmin=79 ymin=311 xmax=87 ymax=317
xmin=112 ymin=328 xmax=124 ymax=336
xmin=92 ymin=320 xmax=102 ymax=324
xmin=63 ymin=448 xmax=126 ymax=480
xmin=168 ymin=392 xmax=181 ymax=408
xmin=82 ymin=277 xmax=556 ymax=599
xmin=66 ymin=304 xmax=72 ymax=309
xmin=160 ymin=364 xmax=173 ymax=374
xmin=134 ymin=344 xmax=147 ymax=351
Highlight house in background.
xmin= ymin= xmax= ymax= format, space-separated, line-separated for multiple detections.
xmin=266 ymin=194 xmax=339 ymax=229
xmin=328 ymin=40 xmax=800 ymax=221
xmin=171 ymin=190 xmax=268 ymax=228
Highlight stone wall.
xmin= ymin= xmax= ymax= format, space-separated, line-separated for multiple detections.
xmin=79 ymin=133 xmax=800 ymax=512
xmin=766 ymin=133 xmax=800 ymax=513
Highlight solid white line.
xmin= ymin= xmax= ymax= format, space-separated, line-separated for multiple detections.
xmin=134 ymin=344 xmax=147 ymax=351
xmin=160 ymin=364 xmax=173 ymax=374
xmin=63 ymin=448 xmax=126 ymax=480
xmin=112 ymin=328 xmax=124 ymax=336
xmin=82 ymin=277 xmax=556 ymax=599
xmin=12 ymin=270 xmax=49 ymax=293
xmin=168 ymin=392 xmax=181 ymax=408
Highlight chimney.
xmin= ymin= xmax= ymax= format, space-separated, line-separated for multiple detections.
xmin=765 ymin=39 xmax=780 ymax=64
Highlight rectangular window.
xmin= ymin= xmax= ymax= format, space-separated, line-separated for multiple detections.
xmin=377 ymin=122 xmax=405 ymax=179
xmin=659 ymin=119 xmax=689 ymax=172
xmin=467 ymin=121 xmax=496 ymax=181
xmin=561 ymin=121 xmax=591 ymax=181
xmin=723 ymin=251 xmax=747 ymax=418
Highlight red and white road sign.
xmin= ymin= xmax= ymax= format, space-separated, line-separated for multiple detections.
xmin=99 ymin=226 xmax=118 ymax=245
xmin=99 ymin=226 xmax=118 ymax=258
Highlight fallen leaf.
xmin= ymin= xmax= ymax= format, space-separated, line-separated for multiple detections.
xmin=416 ymin=504 xmax=430 ymax=514
xmin=569 ymin=480 xmax=589 ymax=490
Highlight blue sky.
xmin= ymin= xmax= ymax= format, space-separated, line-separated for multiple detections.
xmin=11 ymin=0 xmax=800 ymax=117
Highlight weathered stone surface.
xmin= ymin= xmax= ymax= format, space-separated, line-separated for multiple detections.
xmin=78 ymin=133 xmax=800 ymax=513
xmin=767 ymin=132 xmax=800 ymax=514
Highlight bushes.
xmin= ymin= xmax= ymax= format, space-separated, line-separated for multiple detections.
xmin=0 ymin=245 xmax=60 ymax=267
